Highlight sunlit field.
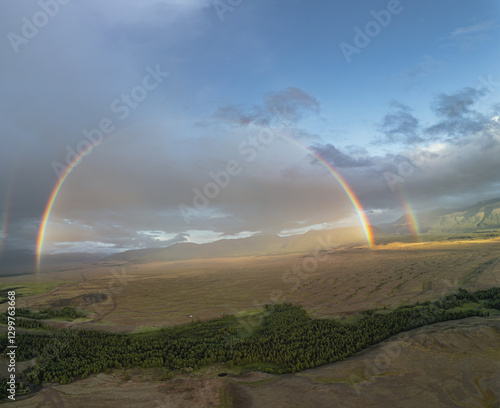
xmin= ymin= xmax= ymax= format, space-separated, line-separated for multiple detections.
xmin=4 ymin=238 xmax=499 ymax=332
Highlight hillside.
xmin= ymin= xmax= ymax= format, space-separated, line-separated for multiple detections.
xmin=105 ymin=226 xmax=383 ymax=263
xmin=388 ymin=198 xmax=500 ymax=234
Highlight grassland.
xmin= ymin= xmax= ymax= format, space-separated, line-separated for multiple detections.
xmin=3 ymin=238 xmax=498 ymax=333
xmin=1 ymin=237 xmax=499 ymax=407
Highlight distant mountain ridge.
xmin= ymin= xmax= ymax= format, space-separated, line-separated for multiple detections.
xmin=389 ymin=198 xmax=500 ymax=234
xmin=105 ymin=226 xmax=384 ymax=263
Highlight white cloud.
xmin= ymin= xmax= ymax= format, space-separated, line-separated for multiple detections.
xmin=48 ymin=241 xmax=120 ymax=254
xmin=440 ymin=20 xmax=496 ymax=48
xmin=448 ymin=21 xmax=495 ymax=38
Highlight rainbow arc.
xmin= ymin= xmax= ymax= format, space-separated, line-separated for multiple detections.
xmin=36 ymin=128 xmax=380 ymax=272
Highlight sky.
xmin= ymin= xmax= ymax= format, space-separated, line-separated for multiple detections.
xmin=1 ymin=0 xmax=500 ymax=266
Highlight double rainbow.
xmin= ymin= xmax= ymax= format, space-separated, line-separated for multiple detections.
xmin=36 ymin=128 xmax=378 ymax=273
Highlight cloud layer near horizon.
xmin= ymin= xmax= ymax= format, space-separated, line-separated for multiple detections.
xmin=1 ymin=1 xmax=499 ymax=259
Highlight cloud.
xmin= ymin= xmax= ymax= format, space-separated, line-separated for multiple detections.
xmin=311 ymin=144 xmax=373 ymax=168
xmin=439 ymin=20 xmax=496 ymax=49
xmin=307 ymin=90 xmax=500 ymax=216
xmin=432 ymin=87 xmax=485 ymax=119
xmin=7 ymin=80 xmax=500 ymax=258
xmin=377 ymin=102 xmax=423 ymax=144
xmin=265 ymin=87 xmax=320 ymax=122
xmin=425 ymin=87 xmax=490 ymax=140
xmin=210 ymin=87 xmax=320 ymax=127
xmin=402 ymin=134 xmax=500 ymax=207
xmin=1 ymin=0 xmax=499 ymax=262
xmin=392 ymin=55 xmax=445 ymax=89
xmin=0 ymin=0 xmax=215 ymax=259
xmin=211 ymin=105 xmax=266 ymax=126
xmin=138 ymin=231 xmax=189 ymax=246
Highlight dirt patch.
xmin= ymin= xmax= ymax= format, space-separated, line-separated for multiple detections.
xmin=228 ymin=382 xmax=253 ymax=408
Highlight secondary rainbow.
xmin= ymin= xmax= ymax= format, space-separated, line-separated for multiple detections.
xmin=396 ymin=187 xmax=421 ymax=240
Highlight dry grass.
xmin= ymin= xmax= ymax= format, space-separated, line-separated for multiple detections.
xmin=2 ymin=238 xmax=500 ymax=407
xmin=2 ymin=238 xmax=499 ymax=332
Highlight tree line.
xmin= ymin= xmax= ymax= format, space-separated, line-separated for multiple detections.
xmin=1 ymin=287 xmax=499 ymax=400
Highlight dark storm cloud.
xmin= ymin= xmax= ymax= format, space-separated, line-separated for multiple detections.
xmin=0 ymin=0 xmax=211 ymax=258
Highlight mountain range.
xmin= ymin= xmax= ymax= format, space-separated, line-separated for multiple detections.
xmin=105 ymin=226 xmax=381 ymax=263
xmin=389 ymin=198 xmax=500 ymax=234
xmin=2 ymin=199 xmax=500 ymax=272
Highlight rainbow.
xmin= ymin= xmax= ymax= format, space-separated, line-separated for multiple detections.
xmin=274 ymin=129 xmax=374 ymax=248
xmin=312 ymin=154 xmax=375 ymax=247
xmin=36 ymin=125 xmax=376 ymax=273
xmin=396 ymin=187 xmax=421 ymax=240
xmin=36 ymin=141 xmax=101 ymax=272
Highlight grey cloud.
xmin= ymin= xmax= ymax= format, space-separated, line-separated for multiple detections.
xmin=432 ymin=87 xmax=485 ymax=119
xmin=0 ymin=0 xmax=212 ymax=260
xmin=311 ymin=144 xmax=374 ymax=168
xmin=202 ymin=88 xmax=500 ymax=229
xmin=401 ymin=139 xmax=500 ymax=210
xmin=210 ymin=87 xmax=320 ymax=127
xmin=265 ymin=87 xmax=320 ymax=122
xmin=212 ymin=105 xmax=266 ymax=126
xmin=426 ymin=87 xmax=490 ymax=140
xmin=3 ymin=0 xmax=500 ymax=270
xmin=377 ymin=102 xmax=422 ymax=144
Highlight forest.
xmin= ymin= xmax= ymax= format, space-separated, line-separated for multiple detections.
xmin=1 ymin=287 xmax=499 ymax=401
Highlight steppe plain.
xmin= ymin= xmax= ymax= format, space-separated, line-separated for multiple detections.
xmin=2 ymin=237 xmax=500 ymax=407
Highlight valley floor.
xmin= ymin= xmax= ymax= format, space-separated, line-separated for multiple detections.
xmin=1 ymin=237 xmax=500 ymax=407
xmin=6 ymin=316 xmax=500 ymax=408
xmin=3 ymin=238 xmax=500 ymax=332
